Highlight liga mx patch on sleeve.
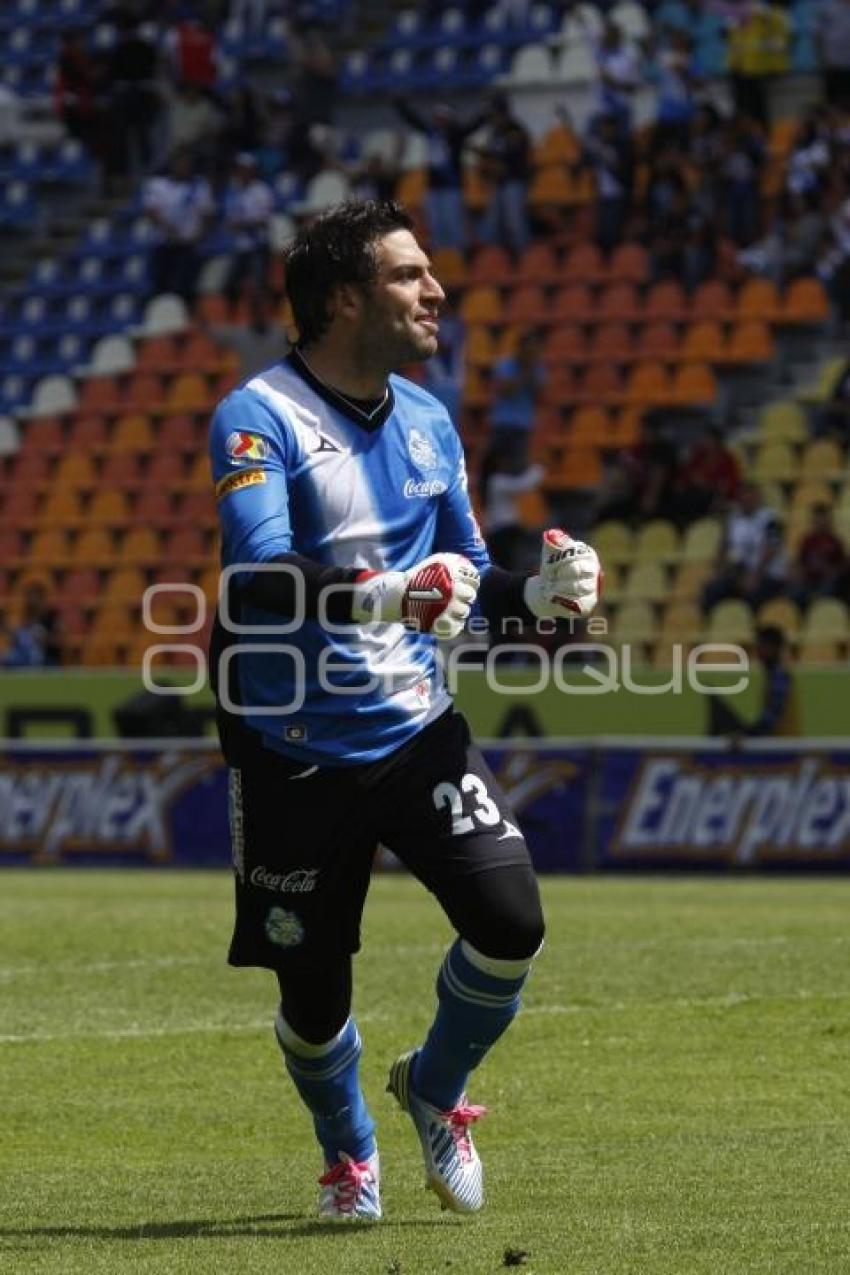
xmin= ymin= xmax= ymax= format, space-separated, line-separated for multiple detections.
xmin=216 ymin=468 xmax=267 ymax=500
xmin=225 ymin=430 xmax=270 ymax=462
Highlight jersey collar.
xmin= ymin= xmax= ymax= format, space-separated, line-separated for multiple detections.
xmin=288 ymin=347 xmax=395 ymax=431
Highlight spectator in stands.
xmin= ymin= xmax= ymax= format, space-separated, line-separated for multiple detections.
xmin=786 ymin=113 xmax=831 ymax=200
xmin=142 ymin=147 xmax=215 ymax=309
xmin=708 ymin=625 xmax=799 ymax=739
xmin=486 ymin=327 xmax=546 ymax=465
xmin=476 ymin=93 xmax=532 ymax=256
xmin=726 ymin=0 xmax=791 ymax=127
xmin=651 ymin=29 xmax=703 ymax=153
xmin=160 ymin=80 xmax=223 ymax=168
xmin=222 ymin=153 xmax=274 ymax=315
xmin=702 ymin=482 xmax=789 ymax=609
xmin=161 ymin=13 xmax=221 ymax=99
xmin=289 ymin=24 xmax=339 ymax=129
xmin=350 ymin=140 xmax=403 ymax=205
xmin=687 ymin=103 xmax=724 ymax=224
xmin=739 ymin=189 xmax=826 ymax=285
xmin=582 ymin=111 xmax=634 ymax=254
xmin=106 ymin=11 xmax=160 ymax=179
xmin=792 ymin=503 xmax=848 ymax=601
xmin=203 ymin=290 xmax=286 ymax=378
xmin=229 ymin=0 xmax=271 ymax=36
xmin=602 ymin=415 xmax=679 ymax=523
xmin=483 ymin=455 xmax=545 ymax=573
xmin=394 ymin=98 xmax=486 ymax=251
xmin=217 ymin=82 xmax=266 ymax=171
xmin=262 ymin=87 xmax=326 ymax=182
xmin=594 ymin=20 xmax=642 ymax=131
xmin=53 ymin=30 xmax=105 ymax=166
xmin=1 ymin=582 xmax=61 ymax=668
xmin=672 ymin=426 xmax=741 ymax=522
xmin=719 ymin=116 xmax=764 ymax=247
xmin=816 ymin=0 xmax=850 ymax=112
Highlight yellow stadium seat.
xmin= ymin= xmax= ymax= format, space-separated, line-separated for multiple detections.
xmin=120 ymin=527 xmax=161 ymax=567
xmin=72 ymin=528 xmax=115 ymax=567
xmin=38 ymin=489 xmax=86 ymax=529
xmin=799 ymin=438 xmax=845 ymax=482
xmin=758 ymin=400 xmax=807 ymax=442
xmin=110 ymin=413 xmax=155 ymax=454
xmin=88 ymin=489 xmax=132 ymax=529
xmin=53 ymin=453 xmax=98 ymax=490
xmin=28 ymin=529 xmax=72 ymax=566
xmin=660 ymin=601 xmax=703 ymax=642
xmin=634 ymin=518 xmax=680 ymax=563
xmin=591 ymin=520 xmax=635 ymax=566
xmin=681 ymin=517 xmax=722 ymax=563
xmin=612 ymin=600 xmax=659 ymax=644
xmin=757 ymin=596 xmax=802 ymax=637
xmin=801 ymin=598 xmax=849 ymax=642
xmin=166 ymin=372 xmax=212 ymax=412
xmin=707 ymin=599 xmax=754 ymax=644
xmin=751 ymin=441 xmax=797 ymax=483
xmin=395 ymin=167 xmax=427 ymax=208
xmin=430 ymin=247 xmax=466 ymax=288
xmin=797 ymin=640 xmax=843 ymax=664
xmin=102 ymin=566 xmax=147 ymax=604
xmin=670 ymin=561 xmax=712 ymax=601
xmin=790 ymin=480 xmax=834 ymax=516
xmin=623 ymin=561 xmax=669 ymax=602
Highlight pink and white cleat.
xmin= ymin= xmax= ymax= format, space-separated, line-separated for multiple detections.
xmin=318 ymin=1150 xmax=381 ymax=1220
xmin=387 ymin=1051 xmax=487 ymax=1213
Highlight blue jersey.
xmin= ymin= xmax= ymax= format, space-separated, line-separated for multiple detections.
xmin=209 ymin=351 xmax=490 ymax=765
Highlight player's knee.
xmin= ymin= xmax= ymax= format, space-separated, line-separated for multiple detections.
xmin=478 ymin=907 xmax=545 ymax=962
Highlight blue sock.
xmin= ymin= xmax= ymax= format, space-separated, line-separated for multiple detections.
xmin=275 ymin=1012 xmax=376 ymax=1165
xmin=411 ymin=938 xmax=537 ymax=1110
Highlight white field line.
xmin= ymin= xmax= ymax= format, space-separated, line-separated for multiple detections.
xmin=2 ymin=990 xmax=850 ymax=1046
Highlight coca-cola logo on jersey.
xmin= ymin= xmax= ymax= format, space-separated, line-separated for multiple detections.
xmin=403 ymin=478 xmax=447 ymax=498
xmin=250 ymin=866 xmax=319 ymax=893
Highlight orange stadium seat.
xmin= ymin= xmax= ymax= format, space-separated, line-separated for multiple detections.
xmin=144 ymin=451 xmax=189 ymax=493
xmin=671 ymin=362 xmax=717 ymax=406
xmin=608 ymin=408 xmax=643 ymax=447
xmin=575 ymin=364 xmax=622 ymax=406
xmin=460 ymin=286 xmax=502 ymax=323
xmin=564 ymin=242 xmax=607 ymax=284
xmin=24 ymin=417 xmax=65 ymax=454
xmin=681 ymin=320 xmax=725 ymax=363
xmin=0 ymin=488 xmax=39 ymax=531
xmin=72 ymin=528 xmax=116 ymax=567
xmin=166 ymin=372 xmax=213 ymax=412
xmin=636 ymin=322 xmax=679 ymax=362
xmin=551 ymin=283 xmax=596 ymax=323
xmin=608 ymin=242 xmax=649 ymax=285
xmin=120 ymin=526 xmax=161 ymax=567
xmin=100 ymin=452 xmax=143 ymax=490
xmin=726 ymin=321 xmax=775 ymax=363
xmin=110 ymin=412 xmax=155 ymax=454
xmin=691 ymin=279 xmax=736 ymax=323
xmin=541 ymin=324 xmax=588 ymax=366
xmin=78 ymin=376 xmax=125 ymax=414
xmin=534 ymin=123 xmax=581 ymax=165
xmin=56 ymin=568 xmax=101 ymax=605
xmin=465 ymin=326 xmax=498 ymax=367
xmin=180 ymin=332 xmax=234 ymax=372
xmin=184 ymin=453 xmax=213 ymax=492
xmin=162 ymin=527 xmax=211 ymax=568
xmin=174 ymin=490 xmax=217 ymax=531
xmin=160 ymin=414 xmax=204 ymax=454
xmin=782 ymin=277 xmax=829 ymax=324
xmin=11 ymin=452 xmax=51 ymax=489
xmin=28 ymin=529 xmax=72 ymax=567
xmin=571 ymin=405 xmax=609 ymax=442
xmin=528 ymin=166 xmax=580 ymax=209
xmin=462 ymin=166 xmax=490 ymax=212
xmin=516 ymin=242 xmax=561 ymax=283
xmin=54 ymin=452 xmax=98 ymax=490
xmin=644 ymin=280 xmax=689 ymax=323
xmin=597 ymin=282 xmax=641 ymax=324
xmin=588 ymin=322 xmax=633 ymax=363
xmin=124 ymin=372 xmax=165 ymax=412
xmin=623 ymin=361 xmax=673 ymax=407
xmin=468 ymin=245 xmax=514 ymax=286
xmin=544 ymin=446 xmax=603 ymax=489
xmin=396 ymin=167 xmax=427 ymax=209
xmin=431 ymin=247 xmax=467 ymax=288
xmin=132 ymin=487 xmax=176 ymax=529
xmin=137 ymin=335 xmax=179 ymax=371
xmin=737 ymin=278 xmax=781 ymax=322
xmin=102 ymin=566 xmax=146 ymax=604
xmin=38 ymin=489 xmax=86 ymax=529
xmin=88 ymin=489 xmax=132 ymax=529
xmin=505 ymin=285 xmax=550 ymax=325
xmin=68 ymin=416 xmax=108 ymax=452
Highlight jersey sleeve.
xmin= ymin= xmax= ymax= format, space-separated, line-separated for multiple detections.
xmin=209 ymin=388 xmax=295 ymax=563
xmin=433 ymin=427 xmax=491 ymax=575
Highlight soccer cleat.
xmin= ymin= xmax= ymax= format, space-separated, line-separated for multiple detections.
xmin=318 ymin=1150 xmax=381 ymax=1220
xmin=387 ymin=1050 xmax=487 ymax=1214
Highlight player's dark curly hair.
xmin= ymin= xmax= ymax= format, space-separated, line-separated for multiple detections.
xmin=284 ymin=200 xmax=415 ymax=348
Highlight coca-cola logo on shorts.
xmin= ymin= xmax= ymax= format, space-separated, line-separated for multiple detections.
xmin=250 ymin=866 xmax=319 ymax=894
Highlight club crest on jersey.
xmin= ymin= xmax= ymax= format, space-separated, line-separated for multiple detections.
xmin=225 ymin=431 xmax=270 ymax=463
xmin=408 ymin=429 xmax=438 ymax=471
xmin=264 ymin=907 xmax=304 ymax=948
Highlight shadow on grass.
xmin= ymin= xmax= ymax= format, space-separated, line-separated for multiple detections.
xmin=0 ymin=1213 xmax=459 ymax=1241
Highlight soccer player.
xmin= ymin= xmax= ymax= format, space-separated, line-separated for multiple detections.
xmin=208 ymin=200 xmax=602 ymax=1220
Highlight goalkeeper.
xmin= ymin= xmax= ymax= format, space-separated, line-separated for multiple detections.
xmin=208 ymin=200 xmax=602 ymax=1221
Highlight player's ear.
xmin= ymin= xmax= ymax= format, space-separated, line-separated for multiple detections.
xmin=335 ymin=281 xmax=365 ymax=322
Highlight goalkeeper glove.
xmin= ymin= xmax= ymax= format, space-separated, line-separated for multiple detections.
xmin=352 ymin=553 xmax=480 ymax=638
xmin=523 ymin=529 xmax=603 ymax=620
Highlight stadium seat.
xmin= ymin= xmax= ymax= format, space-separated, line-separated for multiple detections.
xmin=588 ymin=322 xmax=633 ymax=364
xmin=131 ymin=487 xmax=176 ymax=530
xmin=682 ymin=517 xmax=722 ymax=562
xmin=88 ymin=489 xmax=131 ymax=529
xmin=120 ymin=526 xmax=161 ymax=567
xmin=726 ymin=321 xmax=775 ymax=364
xmin=799 ymin=439 xmax=845 ymax=482
xmin=564 ymin=243 xmax=607 ymax=285
xmin=110 ymin=413 xmax=155 ymax=454
xmin=100 ymin=452 xmax=143 ymax=491
xmin=708 ymin=599 xmax=754 ymax=644
xmin=54 ymin=452 xmax=97 ymax=490
xmin=757 ymin=596 xmax=802 ymax=637
xmin=597 ymin=283 xmax=640 ymax=324
xmin=623 ymin=561 xmax=669 ymax=602
xmin=608 ymin=242 xmax=649 ymax=285
xmin=681 ymin=320 xmax=724 ymax=363
xmin=737 ymin=278 xmax=781 ymax=323
xmin=38 ymin=488 xmax=85 ymax=529
xmin=460 ymin=286 xmax=502 ymax=323
xmin=797 ymin=356 xmax=847 ymax=405
xmin=551 ymin=284 xmax=596 ymax=324
xmin=644 ymin=280 xmax=689 ymax=324
xmin=505 ymin=285 xmax=550 ymax=325
xmin=800 ymin=598 xmax=849 ymax=644
xmin=591 ymin=520 xmax=634 ymax=565
xmin=660 ymin=600 xmax=703 ymax=643
xmin=758 ymin=400 xmax=807 ymax=442
xmin=672 ymin=363 xmax=717 ymax=407
xmin=612 ymin=600 xmax=658 ymax=645
xmin=781 ymin=277 xmax=829 ymax=324
xmin=634 ymin=519 xmax=680 ymax=563
xmin=624 ymin=362 xmax=673 ymax=408
xmin=752 ymin=440 xmax=797 ymax=483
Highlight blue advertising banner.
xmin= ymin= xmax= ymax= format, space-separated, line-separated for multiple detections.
xmin=2 ymin=741 xmax=849 ymax=870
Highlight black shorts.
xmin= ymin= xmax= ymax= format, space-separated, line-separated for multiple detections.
xmin=227 ymin=709 xmax=532 ymax=970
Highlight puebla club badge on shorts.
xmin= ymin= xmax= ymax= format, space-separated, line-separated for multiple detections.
xmin=264 ymin=907 xmax=305 ymax=949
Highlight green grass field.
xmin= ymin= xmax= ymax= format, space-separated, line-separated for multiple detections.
xmin=1 ymin=872 xmax=849 ymax=1275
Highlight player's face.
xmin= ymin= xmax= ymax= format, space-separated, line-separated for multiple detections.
xmin=357 ymin=229 xmax=445 ymax=367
